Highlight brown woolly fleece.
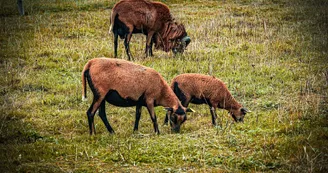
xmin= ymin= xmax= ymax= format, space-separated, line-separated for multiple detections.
xmin=110 ymin=0 xmax=172 ymax=34
xmin=82 ymin=57 xmax=189 ymax=134
xmin=170 ymin=73 xmax=249 ymax=124
xmin=82 ymin=57 xmax=180 ymax=109
xmin=110 ymin=0 xmax=190 ymax=59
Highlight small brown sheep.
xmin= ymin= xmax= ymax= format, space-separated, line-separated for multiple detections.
xmin=164 ymin=73 xmax=250 ymax=126
xmin=110 ymin=0 xmax=191 ymax=60
xmin=82 ymin=57 xmax=193 ymax=134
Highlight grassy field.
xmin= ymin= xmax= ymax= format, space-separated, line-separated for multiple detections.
xmin=1 ymin=0 xmax=327 ymax=172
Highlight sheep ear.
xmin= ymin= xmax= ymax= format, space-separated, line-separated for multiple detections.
xmin=241 ymin=108 xmax=251 ymax=114
xmin=186 ymin=108 xmax=195 ymax=112
xmin=164 ymin=107 xmax=173 ymax=112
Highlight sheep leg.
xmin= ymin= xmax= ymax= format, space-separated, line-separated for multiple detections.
xmin=86 ymin=96 xmax=105 ymax=135
xmin=87 ymin=105 xmax=96 ymax=135
xmin=133 ymin=105 xmax=142 ymax=131
xmin=163 ymin=111 xmax=169 ymax=125
xmin=144 ymin=37 xmax=154 ymax=57
xmin=124 ymin=32 xmax=133 ymax=61
xmin=146 ymin=103 xmax=160 ymax=134
xmin=114 ymin=33 xmax=118 ymax=58
xmin=149 ymin=37 xmax=154 ymax=56
xmin=98 ymin=100 xmax=115 ymax=134
xmin=87 ymin=112 xmax=96 ymax=135
xmin=145 ymin=31 xmax=155 ymax=57
xmin=209 ymin=106 xmax=218 ymax=126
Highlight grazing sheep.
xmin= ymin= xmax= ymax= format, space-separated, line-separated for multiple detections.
xmin=82 ymin=57 xmax=193 ymax=134
xmin=109 ymin=0 xmax=191 ymax=60
xmin=164 ymin=73 xmax=250 ymax=126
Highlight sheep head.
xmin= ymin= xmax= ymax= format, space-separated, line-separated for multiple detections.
xmin=229 ymin=107 xmax=250 ymax=122
xmin=165 ymin=106 xmax=194 ymax=133
xmin=155 ymin=22 xmax=191 ymax=54
xmin=172 ymin=36 xmax=191 ymax=55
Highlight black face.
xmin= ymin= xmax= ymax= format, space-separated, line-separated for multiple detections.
xmin=230 ymin=108 xmax=249 ymax=123
xmin=166 ymin=106 xmax=194 ymax=133
xmin=172 ymin=42 xmax=185 ymax=54
xmin=231 ymin=112 xmax=244 ymax=122
xmin=169 ymin=113 xmax=187 ymax=133
xmin=172 ymin=36 xmax=191 ymax=55
xmin=167 ymin=106 xmax=187 ymax=133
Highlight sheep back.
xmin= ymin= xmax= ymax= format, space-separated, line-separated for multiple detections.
xmin=86 ymin=58 xmax=169 ymax=103
xmin=112 ymin=0 xmax=172 ymax=32
xmin=171 ymin=73 xmax=242 ymax=109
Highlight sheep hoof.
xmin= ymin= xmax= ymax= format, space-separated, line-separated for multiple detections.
xmin=82 ymin=96 xmax=87 ymax=102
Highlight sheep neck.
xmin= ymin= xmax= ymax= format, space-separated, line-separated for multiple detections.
xmin=159 ymin=86 xmax=180 ymax=110
xmin=220 ymin=93 xmax=241 ymax=111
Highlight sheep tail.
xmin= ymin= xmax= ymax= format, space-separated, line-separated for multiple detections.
xmin=109 ymin=9 xmax=117 ymax=34
xmin=81 ymin=61 xmax=91 ymax=101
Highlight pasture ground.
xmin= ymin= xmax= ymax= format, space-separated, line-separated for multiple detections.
xmin=0 ymin=0 xmax=327 ymax=172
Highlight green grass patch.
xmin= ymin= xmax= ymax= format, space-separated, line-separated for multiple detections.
xmin=1 ymin=0 xmax=327 ymax=172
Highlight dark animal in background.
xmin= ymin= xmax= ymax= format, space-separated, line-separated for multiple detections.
xmin=17 ymin=0 xmax=25 ymax=16
xmin=81 ymin=57 xmax=193 ymax=134
xmin=109 ymin=0 xmax=191 ymax=60
xmin=164 ymin=73 xmax=250 ymax=126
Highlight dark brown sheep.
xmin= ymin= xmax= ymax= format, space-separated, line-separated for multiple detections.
xmin=82 ymin=57 xmax=193 ymax=134
xmin=109 ymin=0 xmax=191 ymax=60
xmin=164 ymin=73 xmax=250 ymax=126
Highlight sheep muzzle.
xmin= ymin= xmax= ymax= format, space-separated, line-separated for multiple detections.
xmin=169 ymin=114 xmax=186 ymax=133
xmin=231 ymin=112 xmax=244 ymax=123
xmin=172 ymin=36 xmax=191 ymax=55
xmin=171 ymin=125 xmax=181 ymax=133
xmin=181 ymin=36 xmax=191 ymax=47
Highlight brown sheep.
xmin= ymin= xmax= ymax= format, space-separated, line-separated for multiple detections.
xmin=164 ymin=73 xmax=250 ymax=126
xmin=109 ymin=0 xmax=191 ymax=60
xmin=81 ymin=57 xmax=193 ymax=134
